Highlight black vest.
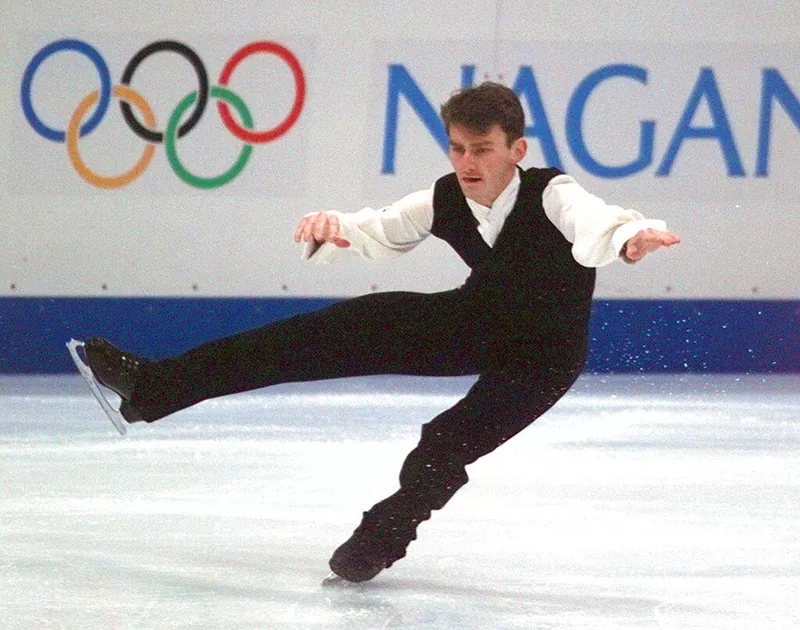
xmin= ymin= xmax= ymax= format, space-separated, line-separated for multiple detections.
xmin=430 ymin=167 xmax=596 ymax=332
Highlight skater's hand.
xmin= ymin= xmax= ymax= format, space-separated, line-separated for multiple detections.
xmin=295 ymin=212 xmax=351 ymax=248
xmin=622 ymin=228 xmax=680 ymax=263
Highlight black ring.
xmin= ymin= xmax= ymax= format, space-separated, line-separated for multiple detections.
xmin=120 ymin=40 xmax=209 ymax=143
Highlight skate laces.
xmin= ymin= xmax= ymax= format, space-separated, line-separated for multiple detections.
xmin=118 ymin=353 xmax=143 ymax=375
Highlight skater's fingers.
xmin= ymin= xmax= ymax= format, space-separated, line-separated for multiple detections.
xmin=312 ymin=213 xmax=331 ymax=243
xmin=294 ymin=216 xmax=311 ymax=242
xmin=297 ymin=212 xmax=326 ymax=243
xmin=295 ymin=212 xmax=347 ymax=246
xmin=660 ymin=231 xmax=681 ymax=246
xmin=624 ymin=228 xmax=681 ymax=261
xmin=295 ymin=214 xmax=317 ymax=243
xmin=310 ymin=213 xmax=342 ymax=244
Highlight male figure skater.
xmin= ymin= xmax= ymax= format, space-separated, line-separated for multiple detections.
xmin=79 ymin=83 xmax=679 ymax=583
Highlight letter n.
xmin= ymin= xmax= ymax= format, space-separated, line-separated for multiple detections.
xmin=756 ymin=69 xmax=800 ymax=177
xmin=382 ymin=65 xmax=449 ymax=174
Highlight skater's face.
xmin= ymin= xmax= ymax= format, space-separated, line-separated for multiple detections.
xmin=448 ymin=123 xmax=527 ymax=208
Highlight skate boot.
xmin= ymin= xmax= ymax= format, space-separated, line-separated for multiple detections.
xmin=84 ymin=338 xmax=147 ymax=399
xmin=84 ymin=337 xmax=149 ymax=423
xmin=328 ymin=493 xmax=429 ymax=583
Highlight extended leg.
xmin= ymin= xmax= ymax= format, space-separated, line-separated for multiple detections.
xmin=102 ymin=290 xmax=484 ymax=422
xmin=328 ymin=353 xmax=585 ymax=582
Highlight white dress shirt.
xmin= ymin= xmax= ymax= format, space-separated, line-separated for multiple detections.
xmin=303 ymin=171 xmax=666 ymax=268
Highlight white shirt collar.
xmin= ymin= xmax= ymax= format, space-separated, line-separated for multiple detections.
xmin=465 ymin=170 xmax=521 ymax=246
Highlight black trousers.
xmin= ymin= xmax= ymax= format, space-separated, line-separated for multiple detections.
xmin=131 ymin=288 xmax=588 ymax=527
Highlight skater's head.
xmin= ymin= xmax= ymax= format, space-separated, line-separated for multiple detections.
xmin=441 ymin=82 xmax=527 ymax=207
xmin=441 ymin=82 xmax=524 ymax=144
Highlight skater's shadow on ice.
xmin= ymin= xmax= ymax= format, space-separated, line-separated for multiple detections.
xmin=317 ymin=577 xmax=676 ymax=628
xmin=312 ymin=578 xmax=535 ymax=628
xmin=288 ymin=583 xmax=403 ymax=628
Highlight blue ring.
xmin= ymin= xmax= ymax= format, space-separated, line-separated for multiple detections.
xmin=21 ymin=39 xmax=112 ymax=143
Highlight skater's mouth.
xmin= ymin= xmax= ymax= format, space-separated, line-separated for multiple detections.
xmin=461 ymin=175 xmax=482 ymax=184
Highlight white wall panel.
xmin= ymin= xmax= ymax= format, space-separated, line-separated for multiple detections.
xmin=1 ymin=1 xmax=797 ymax=298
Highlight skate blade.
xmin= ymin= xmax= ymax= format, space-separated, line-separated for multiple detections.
xmin=67 ymin=339 xmax=127 ymax=436
xmin=321 ymin=572 xmax=353 ymax=587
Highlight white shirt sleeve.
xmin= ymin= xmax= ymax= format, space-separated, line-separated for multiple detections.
xmin=302 ymin=187 xmax=435 ymax=264
xmin=542 ymin=174 xmax=667 ymax=268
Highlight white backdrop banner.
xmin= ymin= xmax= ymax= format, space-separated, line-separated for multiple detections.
xmin=1 ymin=3 xmax=798 ymax=299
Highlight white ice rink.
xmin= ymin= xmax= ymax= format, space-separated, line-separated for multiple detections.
xmin=2 ymin=373 xmax=799 ymax=629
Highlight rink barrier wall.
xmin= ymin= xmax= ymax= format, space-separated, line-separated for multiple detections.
xmin=1 ymin=297 xmax=797 ymax=374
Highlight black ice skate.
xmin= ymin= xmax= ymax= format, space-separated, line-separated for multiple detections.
xmin=327 ymin=531 xmax=394 ymax=583
xmin=83 ymin=337 xmax=149 ymax=399
xmin=327 ymin=495 xmax=427 ymax=583
xmin=67 ymin=338 xmax=148 ymax=433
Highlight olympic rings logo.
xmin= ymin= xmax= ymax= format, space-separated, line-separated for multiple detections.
xmin=21 ymin=39 xmax=306 ymax=189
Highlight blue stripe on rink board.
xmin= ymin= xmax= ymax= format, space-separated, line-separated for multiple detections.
xmin=1 ymin=297 xmax=798 ymax=374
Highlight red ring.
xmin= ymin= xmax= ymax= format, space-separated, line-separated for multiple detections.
xmin=217 ymin=41 xmax=305 ymax=144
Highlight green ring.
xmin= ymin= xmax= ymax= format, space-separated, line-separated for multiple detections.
xmin=165 ymin=86 xmax=253 ymax=189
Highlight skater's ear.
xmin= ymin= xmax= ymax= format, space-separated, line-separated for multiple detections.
xmin=510 ymin=136 xmax=527 ymax=163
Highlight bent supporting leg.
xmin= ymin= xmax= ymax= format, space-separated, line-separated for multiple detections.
xmin=329 ymin=356 xmax=584 ymax=581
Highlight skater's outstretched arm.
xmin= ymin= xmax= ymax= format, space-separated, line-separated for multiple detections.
xmin=542 ymin=174 xmax=680 ymax=267
xmin=294 ymin=188 xmax=434 ymax=262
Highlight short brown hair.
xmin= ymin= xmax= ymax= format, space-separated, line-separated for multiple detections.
xmin=440 ymin=82 xmax=524 ymax=145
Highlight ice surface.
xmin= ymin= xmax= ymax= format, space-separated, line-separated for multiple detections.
xmin=1 ymin=374 xmax=799 ymax=629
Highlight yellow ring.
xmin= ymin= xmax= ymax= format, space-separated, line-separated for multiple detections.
xmin=67 ymin=85 xmax=156 ymax=189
